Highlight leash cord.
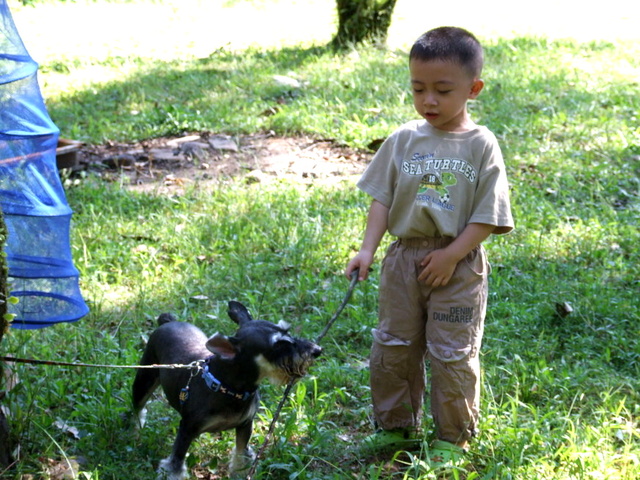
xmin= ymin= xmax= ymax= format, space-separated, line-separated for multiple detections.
xmin=0 ymin=356 xmax=204 ymax=371
xmin=315 ymin=269 xmax=360 ymax=344
xmin=245 ymin=269 xmax=359 ymax=480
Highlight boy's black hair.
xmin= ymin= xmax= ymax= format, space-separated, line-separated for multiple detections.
xmin=410 ymin=26 xmax=483 ymax=78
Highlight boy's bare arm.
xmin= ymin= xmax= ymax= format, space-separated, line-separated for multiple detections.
xmin=345 ymin=200 xmax=389 ymax=281
xmin=418 ymin=223 xmax=494 ymax=287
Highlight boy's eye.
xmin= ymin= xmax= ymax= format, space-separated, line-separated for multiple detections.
xmin=438 ymin=90 xmax=452 ymax=94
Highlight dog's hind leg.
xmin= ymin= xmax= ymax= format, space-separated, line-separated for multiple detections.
xmin=132 ymin=335 xmax=165 ymax=428
xmin=132 ymin=361 xmax=160 ymax=429
xmin=132 ymin=371 xmax=159 ymax=428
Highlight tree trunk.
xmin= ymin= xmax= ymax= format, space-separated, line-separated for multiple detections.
xmin=0 ymin=207 xmax=12 ymax=468
xmin=0 ymin=405 xmax=9 ymax=469
xmin=331 ymin=0 xmax=398 ymax=49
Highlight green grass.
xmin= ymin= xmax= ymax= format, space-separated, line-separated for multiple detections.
xmin=4 ymin=177 xmax=638 ymax=479
xmin=38 ymin=46 xmax=408 ymax=148
xmin=2 ymin=1 xmax=640 ymax=479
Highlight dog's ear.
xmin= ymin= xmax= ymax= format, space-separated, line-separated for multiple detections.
xmin=227 ymin=301 xmax=253 ymax=325
xmin=206 ymin=333 xmax=239 ymax=360
xmin=157 ymin=313 xmax=177 ymax=326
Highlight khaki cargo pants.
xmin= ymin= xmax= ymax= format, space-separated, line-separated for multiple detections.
xmin=370 ymin=237 xmax=489 ymax=444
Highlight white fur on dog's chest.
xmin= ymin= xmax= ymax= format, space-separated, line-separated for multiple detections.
xmin=200 ymin=401 xmax=258 ymax=434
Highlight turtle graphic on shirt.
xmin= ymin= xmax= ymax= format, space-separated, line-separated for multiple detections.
xmin=418 ymin=172 xmax=457 ymax=203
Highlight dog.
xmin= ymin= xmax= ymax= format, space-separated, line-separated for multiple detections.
xmin=132 ymin=300 xmax=322 ymax=479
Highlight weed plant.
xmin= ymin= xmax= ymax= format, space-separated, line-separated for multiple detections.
xmin=2 ymin=2 xmax=640 ymax=479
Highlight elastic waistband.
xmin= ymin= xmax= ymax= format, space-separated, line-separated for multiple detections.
xmin=397 ymin=237 xmax=454 ymax=249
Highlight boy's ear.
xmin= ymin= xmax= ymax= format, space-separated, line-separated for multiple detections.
xmin=469 ymin=79 xmax=484 ymax=99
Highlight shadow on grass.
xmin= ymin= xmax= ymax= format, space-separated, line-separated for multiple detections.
xmin=46 ymin=45 xmax=339 ymax=143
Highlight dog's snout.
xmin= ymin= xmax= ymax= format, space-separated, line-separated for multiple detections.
xmin=311 ymin=344 xmax=322 ymax=358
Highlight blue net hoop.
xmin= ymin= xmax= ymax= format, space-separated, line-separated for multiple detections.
xmin=1 ymin=0 xmax=88 ymax=328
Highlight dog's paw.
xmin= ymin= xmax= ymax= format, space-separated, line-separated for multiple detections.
xmin=157 ymin=457 xmax=187 ymax=480
xmin=135 ymin=407 xmax=147 ymax=430
xmin=229 ymin=447 xmax=255 ymax=474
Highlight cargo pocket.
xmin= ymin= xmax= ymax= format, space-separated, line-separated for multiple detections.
xmin=372 ymin=328 xmax=410 ymax=347
xmin=427 ymin=342 xmax=474 ymax=363
xmin=462 ymin=245 xmax=489 ymax=278
xmin=371 ymin=328 xmax=411 ymax=375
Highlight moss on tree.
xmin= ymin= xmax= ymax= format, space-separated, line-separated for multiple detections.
xmin=331 ymin=0 xmax=398 ymax=49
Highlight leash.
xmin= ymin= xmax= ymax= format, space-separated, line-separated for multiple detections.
xmin=0 ymin=356 xmax=204 ymax=371
xmin=315 ymin=269 xmax=360 ymax=344
xmin=245 ymin=269 xmax=359 ymax=480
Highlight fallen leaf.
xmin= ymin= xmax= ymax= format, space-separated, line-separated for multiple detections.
xmin=190 ymin=295 xmax=209 ymax=302
xmin=43 ymin=457 xmax=80 ymax=480
xmin=2 ymin=360 xmax=19 ymax=392
xmin=555 ymin=301 xmax=574 ymax=318
xmin=272 ymin=74 xmax=302 ymax=88
xmin=54 ymin=419 xmax=81 ymax=440
xmin=208 ymin=136 xmax=238 ymax=152
xmin=163 ymin=174 xmax=192 ymax=186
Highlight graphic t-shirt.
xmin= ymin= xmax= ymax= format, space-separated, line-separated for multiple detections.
xmin=357 ymin=120 xmax=514 ymax=238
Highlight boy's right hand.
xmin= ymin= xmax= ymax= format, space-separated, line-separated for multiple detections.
xmin=346 ymin=200 xmax=388 ymax=282
xmin=345 ymin=251 xmax=374 ymax=281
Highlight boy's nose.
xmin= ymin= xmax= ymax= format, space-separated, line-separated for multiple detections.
xmin=423 ymin=93 xmax=437 ymax=106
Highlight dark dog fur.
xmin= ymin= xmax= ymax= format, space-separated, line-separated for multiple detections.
xmin=132 ymin=301 xmax=322 ymax=479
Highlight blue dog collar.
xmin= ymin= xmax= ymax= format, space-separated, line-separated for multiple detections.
xmin=202 ymin=361 xmax=255 ymax=402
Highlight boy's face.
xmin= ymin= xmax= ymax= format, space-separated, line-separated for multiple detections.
xmin=409 ymin=59 xmax=484 ymax=132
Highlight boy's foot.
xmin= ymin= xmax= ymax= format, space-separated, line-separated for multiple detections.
xmin=360 ymin=428 xmax=421 ymax=453
xmin=427 ymin=439 xmax=467 ymax=471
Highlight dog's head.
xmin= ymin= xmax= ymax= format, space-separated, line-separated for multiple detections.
xmin=205 ymin=301 xmax=322 ymax=386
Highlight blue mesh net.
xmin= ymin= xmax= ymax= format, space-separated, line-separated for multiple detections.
xmin=1 ymin=0 xmax=88 ymax=328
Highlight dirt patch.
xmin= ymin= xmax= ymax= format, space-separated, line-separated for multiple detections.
xmin=72 ymin=133 xmax=371 ymax=193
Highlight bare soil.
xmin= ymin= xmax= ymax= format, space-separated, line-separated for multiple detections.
xmin=73 ymin=133 xmax=371 ymax=193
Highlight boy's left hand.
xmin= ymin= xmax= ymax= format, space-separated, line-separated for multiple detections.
xmin=418 ymin=249 xmax=458 ymax=287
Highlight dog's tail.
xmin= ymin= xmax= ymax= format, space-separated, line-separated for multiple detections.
xmin=157 ymin=313 xmax=177 ymax=325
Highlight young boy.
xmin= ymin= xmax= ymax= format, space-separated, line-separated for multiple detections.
xmin=345 ymin=26 xmax=514 ymax=468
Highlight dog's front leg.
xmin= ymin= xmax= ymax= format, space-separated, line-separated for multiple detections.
xmin=229 ymin=418 xmax=255 ymax=475
xmin=158 ymin=420 xmax=194 ymax=480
